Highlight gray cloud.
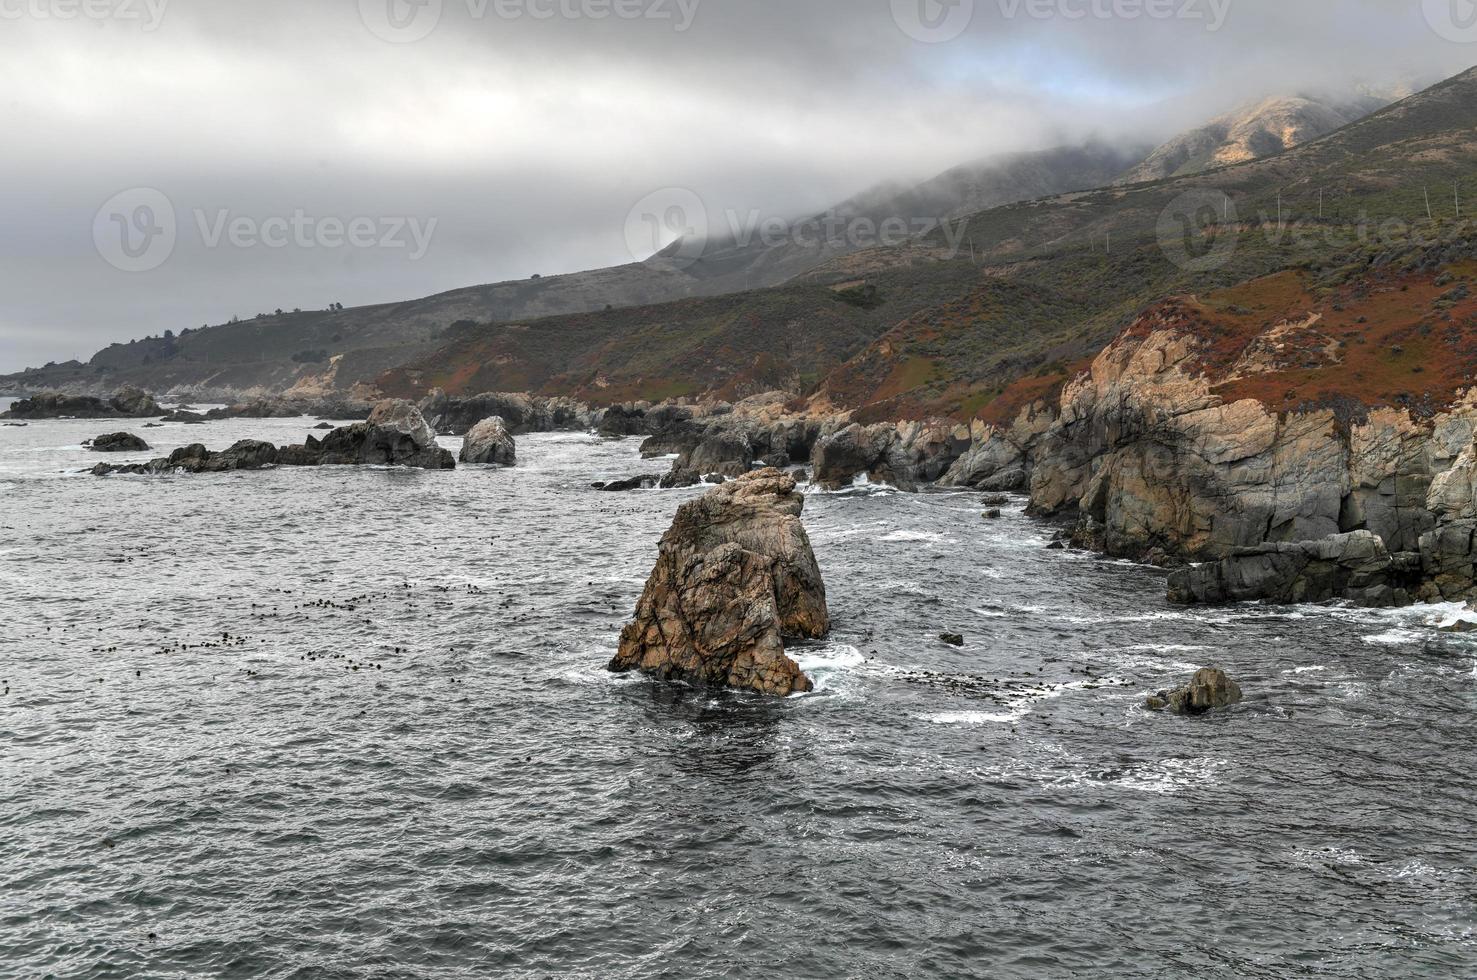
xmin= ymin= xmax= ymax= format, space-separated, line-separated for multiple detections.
xmin=0 ymin=0 xmax=1470 ymax=372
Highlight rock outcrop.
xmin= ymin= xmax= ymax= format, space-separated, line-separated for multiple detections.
xmin=93 ymin=400 xmax=454 ymax=474
xmin=419 ymin=388 xmax=593 ymax=435
xmin=610 ymin=469 xmax=828 ymax=696
xmin=2 ymin=387 xmax=161 ymax=420
xmin=660 ymin=431 xmax=754 ymax=487
xmin=1167 ymin=531 xmax=1420 ymax=607
xmin=1146 ymin=668 xmax=1244 ymax=715
xmin=459 ymin=417 xmax=517 ymax=465
xmin=88 ymin=432 xmax=150 ymax=452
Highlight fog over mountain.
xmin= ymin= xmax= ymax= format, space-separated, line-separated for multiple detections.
xmin=0 ymin=0 xmax=1470 ymax=373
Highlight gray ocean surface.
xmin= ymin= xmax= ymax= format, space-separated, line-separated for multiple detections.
xmin=2 ymin=408 xmax=1475 ymax=978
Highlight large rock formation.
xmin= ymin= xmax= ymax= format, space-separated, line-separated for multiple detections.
xmin=811 ymin=419 xmax=973 ymax=491
xmin=610 ymin=469 xmax=829 ymax=696
xmin=1167 ymin=531 xmax=1421 ymax=607
xmin=459 ymin=417 xmax=516 ymax=465
xmin=419 ymin=388 xmax=594 ymax=435
xmin=660 ymin=431 xmax=754 ymax=487
xmin=2 ymin=386 xmax=161 ymax=420
xmin=93 ymin=400 xmax=454 ymax=474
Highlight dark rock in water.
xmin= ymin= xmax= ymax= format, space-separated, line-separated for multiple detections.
xmin=938 ymin=632 xmax=965 ymax=646
xmin=1146 ymin=667 xmax=1243 ymax=715
xmin=88 ymin=432 xmax=150 ymax=453
xmin=2 ymin=422 xmax=26 ymax=427
xmin=610 ymin=469 xmax=828 ymax=696
xmin=983 ymin=509 xmax=1002 ymax=520
xmin=312 ymin=422 xmax=334 ymax=430
xmin=458 ymin=417 xmax=516 ymax=466
xmin=980 ymin=493 xmax=1012 ymax=507
xmin=143 ymin=423 xmax=163 ymax=429
xmin=789 ymin=468 xmax=808 ymax=483
xmin=3 ymin=386 xmax=161 ymax=420
xmin=1438 ymin=617 xmax=1477 ymax=634
xmin=1046 ymin=540 xmax=1066 ymax=550
xmin=93 ymin=400 xmax=454 ymax=475
xmin=594 ymin=475 xmax=661 ymax=492
xmin=160 ymin=410 xmax=208 ymax=423
xmin=1167 ymin=531 xmax=1419 ymax=608
xmin=661 ymin=432 xmax=753 ymax=488
xmin=759 ymin=452 xmax=790 ymax=469
xmin=421 ymin=388 xmax=591 ymax=436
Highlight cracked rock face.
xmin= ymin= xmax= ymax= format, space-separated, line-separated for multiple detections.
xmin=610 ymin=469 xmax=829 ymax=696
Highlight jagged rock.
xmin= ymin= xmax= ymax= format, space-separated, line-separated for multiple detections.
xmin=93 ymin=439 xmax=280 ymax=475
xmin=420 ymin=388 xmax=593 ymax=435
xmin=2 ymin=388 xmax=162 ymax=420
xmin=812 ymin=423 xmax=908 ymax=490
xmin=93 ymin=411 xmax=455 ymax=475
xmin=661 ymin=431 xmax=753 ymax=487
xmin=1146 ymin=667 xmax=1244 ymax=715
xmin=367 ymin=399 xmax=437 ymax=449
xmin=312 ymin=422 xmax=334 ymax=430
xmin=1166 ymin=531 xmax=1418 ymax=607
xmin=88 ymin=432 xmax=149 ymax=452
xmin=459 ymin=417 xmax=516 ymax=465
xmin=789 ymin=468 xmax=808 ymax=483
xmin=160 ymin=410 xmax=208 ymax=423
xmin=980 ymin=493 xmax=1012 ymax=507
xmin=938 ymin=632 xmax=964 ymax=646
xmin=609 ymin=469 xmax=828 ymax=696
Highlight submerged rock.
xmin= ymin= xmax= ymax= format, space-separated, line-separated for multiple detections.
xmin=610 ymin=469 xmax=829 ymax=696
xmin=459 ymin=417 xmax=516 ymax=465
xmin=594 ymin=475 xmax=661 ymax=491
xmin=1146 ymin=667 xmax=1244 ymax=715
xmin=88 ymin=432 xmax=150 ymax=453
xmin=938 ymin=632 xmax=965 ymax=646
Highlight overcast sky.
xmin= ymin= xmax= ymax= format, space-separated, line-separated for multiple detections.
xmin=0 ymin=0 xmax=1472 ymax=373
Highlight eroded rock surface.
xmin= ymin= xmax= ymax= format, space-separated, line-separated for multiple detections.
xmin=610 ymin=469 xmax=828 ymax=696
xmin=1146 ymin=667 xmax=1244 ymax=715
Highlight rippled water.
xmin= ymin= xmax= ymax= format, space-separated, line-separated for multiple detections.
xmin=3 ymin=411 xmax=1477 ymax=978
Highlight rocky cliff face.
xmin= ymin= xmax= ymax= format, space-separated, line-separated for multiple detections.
xmin=610 ymin=469 xmax=828 ymax=696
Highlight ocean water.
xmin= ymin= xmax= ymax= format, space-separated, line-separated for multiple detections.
xmin=2 ymin=412 xmax=1476 ymax=978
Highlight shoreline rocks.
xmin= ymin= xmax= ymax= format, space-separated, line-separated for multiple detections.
xmin=609 ymin=469 xmax=829 ymax=696
xmin=92 ymin=399 xmax=454 ymax=475
xmin=2 ymin=386 xmax=161 ymax=420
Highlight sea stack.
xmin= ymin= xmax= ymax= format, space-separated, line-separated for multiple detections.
xmin=610 ymin=468 xmax=829 ymax=696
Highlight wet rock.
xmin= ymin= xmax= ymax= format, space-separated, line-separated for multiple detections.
xmin=1146 ymin=667 xmax=1244 ymax=715
xmin=938 ymin=632 xmax=965 ymax=646
xmin=93 ymin=439 xmax=281 ymax=475
xmin=88 ymin=432 xmax=150 ymax=453
xmin=458 ymin=417 xmax=516 ymax=465
xmin=983 ymin=509 xmax=1002 ymax=520
xmin=594 ymin=475 xmax=660 ymax=491
xmin=661 ymin=431 xmax=753 ymax=488
xmin=980 ymin=493 xmax=1012 ymax=507
xmin=1167 ymin=531 xmax=1418 ymax=607
xmin=312 ymin=422 xmax=334 ymax=430
xmin=789 ymin=468 xmax=808 ymax=483
xmin=421 ymin=388 xmax=593 ymax=435
xmin=610 ymin=469 xmax=828 ymax=696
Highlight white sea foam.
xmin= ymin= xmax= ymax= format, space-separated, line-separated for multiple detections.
xmin=792 ymin=643 xmax=866 ymax=696
xmin=878 ymin=529 xmax=945 ymax=544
